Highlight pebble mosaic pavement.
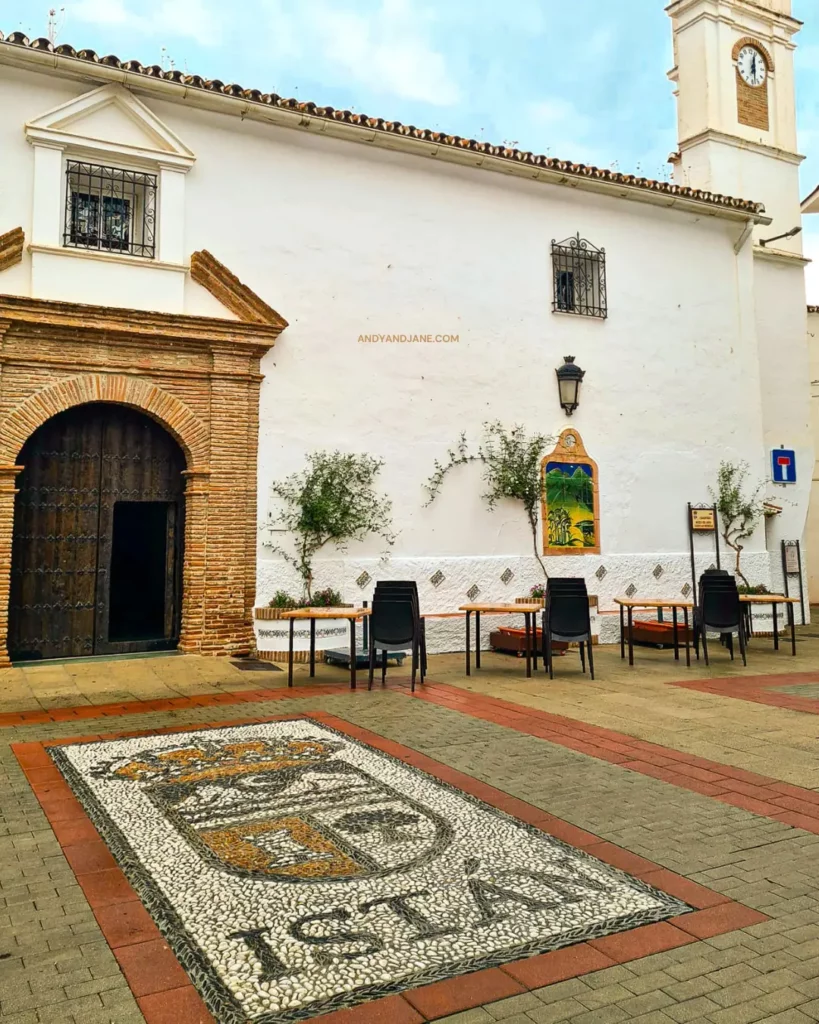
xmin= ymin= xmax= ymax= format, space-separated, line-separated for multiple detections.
xmin=2 ymin=674 xmax=819 ymax=1023
xmin=47 ymin=718 xmax=688 ymax=1022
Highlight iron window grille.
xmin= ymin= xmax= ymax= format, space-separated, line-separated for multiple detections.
xmin=551 ymin=234 xmax=607 ymax=319
xmin=64 ymin=161 xmax=157 ymax=259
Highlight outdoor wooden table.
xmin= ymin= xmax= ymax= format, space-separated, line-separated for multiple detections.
xmin=614 ymin=597 xmax=693 ymax=668
xmin=280 ymin=607 xmax=371 ymax=689
xmin=739 ymin=594 xmax=799 ymax=655
xmin=459 ymin=603 xmax=543 ymax=679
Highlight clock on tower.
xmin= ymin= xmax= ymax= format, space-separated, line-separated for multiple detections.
xmin=666 ymin=0 xmax=803 ymax=254
xmin=733 ymin=38 xmax=773 ymax=131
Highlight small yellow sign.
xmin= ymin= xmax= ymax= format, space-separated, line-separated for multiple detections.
xmin=691 ymin=508 xmax=716 ymax=531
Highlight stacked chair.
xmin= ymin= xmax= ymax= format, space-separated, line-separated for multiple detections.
xmin=694 ymin=571 xmax=746 ymax=666
xmin=368 ymin=581 xmax=426 ymax=692
xmin=542 ymin=577 xmax=595 ymax=680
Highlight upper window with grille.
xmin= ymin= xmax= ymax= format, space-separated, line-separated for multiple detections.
xmin=64 ymin=161 xmax=157 ymax=259
xmin=551 ymin=234 xmax=607 ymax=319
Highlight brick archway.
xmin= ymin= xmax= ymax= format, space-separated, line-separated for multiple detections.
xmin=0 ymin=374 xmax=209 ymax=466
xmin=0 ymin=281 xmax=285 ymax=667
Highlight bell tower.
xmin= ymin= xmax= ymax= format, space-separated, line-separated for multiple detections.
xmin=667 ymin=0 xmax=804 ymax=253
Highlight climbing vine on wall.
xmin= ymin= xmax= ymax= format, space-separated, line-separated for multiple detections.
xmin=425 ymin=421 xmax=554 ymax=578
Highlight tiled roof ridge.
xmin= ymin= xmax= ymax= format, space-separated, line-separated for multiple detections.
xmin=0 ymin=30 xmax=766 ymax=216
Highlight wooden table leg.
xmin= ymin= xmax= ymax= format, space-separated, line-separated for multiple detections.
xmin=349 ymin=618 xmax=356 ymax=690
xmin=772 ymin=601 xmax=779 ymax=651
xmin=672 ymin=605 xmax=679 ymax=661
xmin=683 ymin=606 xmax=691 ymax=667
xmin=309 ymin=618 xmax=316 ymax=677
xmin=524 ymin=613 xmax=532 ymax=678
xmin=475 ymin=611 xmax=481 ymax=670
xmin=619 ymin=605 xmax=625 ymax=660
xmin=465 ymin=611 xmax=471 ymax=676
xmin=789 ymin=602 xmax=796 ymax=656
xmin=627 ymin=606 xmax=634 ymax=666
xmin=288 ymin=617 xmax=294 ymax=688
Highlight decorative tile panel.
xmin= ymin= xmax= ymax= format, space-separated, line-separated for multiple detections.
xmin=595 ymin=565 xmax=607 ymax=581
xmin=625 ymin=583 xmax=637 ymax=598
xmin=355 ymin=571 xmax=371 ymax=589
xmin=466 ymin=584 xmax=481 ymax=601
xmin=500 ymin=568 xmax=514 ymax=585
xmin=653 ymin=564 xmax=664 ymax=580
xmin=429 ymin=570 xmax=445 ymax=588
xmin=681 ymin=583 xmax=692 ymax=597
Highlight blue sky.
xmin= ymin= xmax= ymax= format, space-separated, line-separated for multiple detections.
xmin=4 ymin=0 xmax=819 ymax=294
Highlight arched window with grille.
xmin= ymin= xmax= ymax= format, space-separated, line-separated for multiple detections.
xmin=551 ymin=234 xmax=607 ymax=319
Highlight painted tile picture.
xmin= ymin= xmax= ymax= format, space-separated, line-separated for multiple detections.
xmin=49 ymin=718 xmax=688 ymax=1023
xmin=542 ymin=430 xmax=600 ymax=555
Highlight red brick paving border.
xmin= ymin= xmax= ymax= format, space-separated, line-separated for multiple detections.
xmin=408 ymin=681 xmax=819 ymax=834
xmin=9 ymin=674 xmax=819 ymax=831
xmin=14 ymin=709 xmax=768 ymax=1024
xmin=670 ymin=671 xmax=819 ymax=716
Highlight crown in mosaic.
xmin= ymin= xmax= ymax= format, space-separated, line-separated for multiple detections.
xmin=95 ymin=737 xmax=342 ymax=784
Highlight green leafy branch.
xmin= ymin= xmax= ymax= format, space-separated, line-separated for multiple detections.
xmin=425 ymin=422 xmax=554 ymax=578
xmin=270 ymin=451 xmax=395 ymax=602
xmin=709 ymin=460 xmax=766 ymax=587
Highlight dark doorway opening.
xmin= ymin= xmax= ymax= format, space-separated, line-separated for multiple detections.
xmin=8 ymin=403 xmax=185 ymax=661
xmin=109 ymin=502 xmax=173 ymax=642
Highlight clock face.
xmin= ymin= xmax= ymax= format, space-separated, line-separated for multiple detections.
xmin=737 ymin=45 xmax=767 ymax=87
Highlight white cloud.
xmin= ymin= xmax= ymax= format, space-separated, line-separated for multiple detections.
xmin=262 ymin=0 xmax=461 ymax=106
xmin=66 ymin=0 xmax=222 ymax=46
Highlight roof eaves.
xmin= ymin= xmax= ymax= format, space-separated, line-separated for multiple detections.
xmin=0 ymin=30 xmax=768 ymax=221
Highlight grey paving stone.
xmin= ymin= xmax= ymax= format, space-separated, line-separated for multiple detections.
xmin=432 ymin=1010 xmax=497 ymax=1024
xmin=483 ymin=992 xmax=544 ymax=1018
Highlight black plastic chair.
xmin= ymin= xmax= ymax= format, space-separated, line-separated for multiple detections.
xmin=694 ymin=577 xmax=746 ymax=666
xmin=697 ymin=574 xmax=741 ymax=655
xmin=368 ymin=597 xmax=423 ymax=692
xmin=373 ymin=582 xmax=427 ymax=674
xmin=543 ymin=579 xmax=594 ymax=679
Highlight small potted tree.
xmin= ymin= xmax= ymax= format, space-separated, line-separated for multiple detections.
xmin=256 ymin=451 xmax=394 ymax=660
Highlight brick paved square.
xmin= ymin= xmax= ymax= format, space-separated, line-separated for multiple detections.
xmin=0 ymin=653 xmax=817 ymax=1022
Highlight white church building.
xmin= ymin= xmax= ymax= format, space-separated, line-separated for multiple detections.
xmin=0 ymin=0 xmax=812 ymax=664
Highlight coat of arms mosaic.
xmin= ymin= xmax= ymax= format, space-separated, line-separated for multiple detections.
xmin=50 ymin=719 xmax=689 ymax=1022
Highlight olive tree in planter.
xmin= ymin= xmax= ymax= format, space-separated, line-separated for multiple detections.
xmin=269 ymin=450 xmax=395 ymax=603
xmin=425 ymin=422 xmax=554 ymax=579
xmin=710 ymin=461 xmax=768 ymax=587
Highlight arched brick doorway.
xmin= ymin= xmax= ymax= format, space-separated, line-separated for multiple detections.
xmin=9 ymin=403 xmax=186 ymax=661
xmin=0 ymin=267 xmax=286 ymax=667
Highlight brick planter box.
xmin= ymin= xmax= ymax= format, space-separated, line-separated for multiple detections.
xmin=489 ymin=627 xmax=569 ymax=657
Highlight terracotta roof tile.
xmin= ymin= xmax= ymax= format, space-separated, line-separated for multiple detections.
xmin=0 ymin=31 xmax=766 ymax=217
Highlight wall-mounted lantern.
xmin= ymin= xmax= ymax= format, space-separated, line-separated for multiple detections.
xmin=555 ymin=356 xmax=585 ymax=416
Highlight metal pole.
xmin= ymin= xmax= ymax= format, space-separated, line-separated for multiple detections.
xmin=713 ymin=503 xmax=721 ymax=570
xmin=781 ymin=540 xmax=790 ymax=600
xmin=797 ymin=540 xmax=806 ymax=626
xmin=688 ymin=504 xmax=697 ymax=600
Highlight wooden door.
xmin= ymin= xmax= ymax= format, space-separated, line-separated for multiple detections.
xmin=8 ymin=404 xmax=185 ymax=661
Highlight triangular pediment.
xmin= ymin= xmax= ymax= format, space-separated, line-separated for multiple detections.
xmin=25 ymin=84 xmax=195 ymax=168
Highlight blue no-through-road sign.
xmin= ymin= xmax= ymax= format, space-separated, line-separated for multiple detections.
xmin=771 ymin=448 xmax=797 ymax=484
